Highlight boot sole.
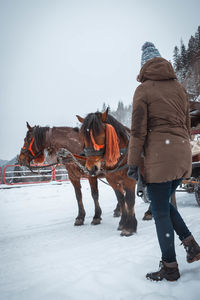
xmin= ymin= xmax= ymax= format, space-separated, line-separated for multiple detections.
xmin=166 ymin=277 xmax=180 ymax=282
xmin=188 ymin=252 xmax=200 ymax=263
xmin=146 ymin=277 xmax=180 ymax=282
xmin=146 ymin=274 xmax=180 ymax=282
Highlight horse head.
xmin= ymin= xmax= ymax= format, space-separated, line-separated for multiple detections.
xmin=77 ymin=109 xmax=126 ymax=176
xmin=18 ymin=122 xmax=45 ymax=166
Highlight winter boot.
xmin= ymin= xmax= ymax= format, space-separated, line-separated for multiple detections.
xmin=146 ymin=261 xmax=180 ymax=282
xmin=182 ymin=235 xmax=200 ymax=263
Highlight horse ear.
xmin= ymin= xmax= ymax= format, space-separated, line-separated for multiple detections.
xmin=101 ymin=108 xmax=109 ymax=123
xmin=76 ymin=115 xmax=84 ymax=123
xmin=26 ymin=121 xmax=32 ymax=130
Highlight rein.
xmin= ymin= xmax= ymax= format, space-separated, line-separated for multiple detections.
xmin=56 ymin=148 xmax=89 ymax=174
xmin=27 ymin=162 xmax=59 ymax=174
xmin=83 ymin=147 xmax=105 ymax=157
xmin=27 ymin=153 xmax=87 ymax=175
xmin=102 ymin=148 xmax=128 ymax=174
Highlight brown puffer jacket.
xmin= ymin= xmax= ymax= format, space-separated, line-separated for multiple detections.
xmin=128 ymin=57 xmax=192 ymax=183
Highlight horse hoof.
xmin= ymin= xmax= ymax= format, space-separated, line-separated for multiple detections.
xmin=117 ymin=224 xmax=123 ymax=231
xmin=113 ymin=211 xmax=120 ymax=218
xmin=91 ymin=218 xmax=101 ymax=225
xmin=74 ymin=219 xmax=84 ymax=226
xmin=142 ymin=213 xmax=153 ymax=221
xmin=120 ymin=229 xmax=134 ymax=237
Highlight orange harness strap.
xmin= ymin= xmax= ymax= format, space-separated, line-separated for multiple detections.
xmin=28 ymin=138 xmax=36 ymax=157
xmin=23 ymin=137 xmax=36 ymax=157
xmin=90 ymin=130 xmax=105 ymax=151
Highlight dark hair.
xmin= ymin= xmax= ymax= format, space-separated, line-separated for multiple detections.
xmin=33 ymin=126 xmax=49 ymax=148
xmin=81 ymin=112 xmax=128 ymax=143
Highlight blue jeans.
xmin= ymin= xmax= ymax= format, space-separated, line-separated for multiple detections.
xmin=147 ymin=179 xmax=191 ymax=263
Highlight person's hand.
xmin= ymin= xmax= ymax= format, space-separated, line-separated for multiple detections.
xmin=127 ymin=165 xmax=138 ymax=180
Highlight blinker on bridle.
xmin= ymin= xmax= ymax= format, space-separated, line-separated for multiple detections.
xmin=83 ymin=129 xmax=105 ymax=157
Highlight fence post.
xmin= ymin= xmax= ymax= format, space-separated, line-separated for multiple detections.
xmin=0 ymin=167 xmax=2 ymax=184
xmin=3 ymin=164 xmax=54 ymax=185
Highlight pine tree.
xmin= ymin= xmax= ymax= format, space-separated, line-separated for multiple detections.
xmin=101 ymin=102 xmax=107 ymax=112
xmin=173 ymin=46 xmax=181 ymax=71
xmin=187 ymin=35 xmax=196 ymax=64
xmin=180 ymin=40 xmax=188 ymax=66
xmin=179 ymin=40 xmax=188 ymax=79
xmin=116 ymin=101 xmax=125 ymax=123
xmin=194 ymin=25 xmax=200 ymax=52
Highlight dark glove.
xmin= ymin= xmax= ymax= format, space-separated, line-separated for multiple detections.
xmin=137 ymin=171 xmax=146 ymax=197
xmin=127 ymin=165 xmax=138 ymax=181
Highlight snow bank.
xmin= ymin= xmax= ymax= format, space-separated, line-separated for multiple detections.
xmin=0 ymin=181 xmax=200 ymax=300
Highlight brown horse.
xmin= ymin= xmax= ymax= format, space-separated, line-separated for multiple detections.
xmin=18 ymin=122 xmax=104 ymax=226
xmin=77 ymin=109 xmax=137 ymax=236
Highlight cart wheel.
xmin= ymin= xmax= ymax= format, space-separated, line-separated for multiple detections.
xmin=194 ymin=185 xmax=200 ymax=206
xmin=142 ymin=187 xmax=150 ymax=203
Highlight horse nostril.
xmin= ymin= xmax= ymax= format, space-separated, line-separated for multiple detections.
xmin=89 ymin=165 xmax=98 ymax=176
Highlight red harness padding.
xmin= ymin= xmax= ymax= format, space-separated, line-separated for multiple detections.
xmin=104 ymin=124 xmax=120 ymax=167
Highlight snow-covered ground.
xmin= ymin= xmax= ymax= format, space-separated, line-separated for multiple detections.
xmin=0 ymin=180 xmax=200 ymax=300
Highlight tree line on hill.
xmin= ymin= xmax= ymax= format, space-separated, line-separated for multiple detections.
xmin=173 ymin=26 xmax=200 ymax=82
xmin=102 ymin=25 xmax=200 ymax=128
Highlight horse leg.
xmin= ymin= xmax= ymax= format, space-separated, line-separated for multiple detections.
xmin=170 ymin=192 xmax=177 ymax=209
xmin=142 ymin=192 xmax=177 ymax=221
xmin=120 ymin=180 xmax=137 ymax=237
xmin=106 ymin=177 xmax=127 ymax=232
xmin=113 ymin=189 xmax=127 ymax=231
xmin=113 ymin=202 xmax=121 ymax=217
xmin=69 ymin=175 xmax=86 ymax=226
xmin=88 ymin=177 xmax=102 ymax=225
xmin=142 ymin=203 xmax=153 ymax=221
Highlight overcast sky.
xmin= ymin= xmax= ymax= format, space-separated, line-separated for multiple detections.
xmin=1 ymin=0 xmax=200 ymax=160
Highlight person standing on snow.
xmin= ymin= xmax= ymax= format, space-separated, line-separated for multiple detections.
xmin=127 ymin=42 xmax=200 ymax=281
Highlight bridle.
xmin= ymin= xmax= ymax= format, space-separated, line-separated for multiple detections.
xmin=83 ymin=129 xmax=105 ymax=158
xmin=20 ymin=129 xmax=61 ymax=174
xmin=21 ymin=131 xmax=43 ymax=162
xmin=20 ymin=128 xmax=88 ymax=174
xmin=83 ymin=125 xmax=129 ymax=173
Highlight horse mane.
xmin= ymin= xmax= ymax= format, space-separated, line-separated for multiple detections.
xmin=80 ymin=112 xmax=103 ymax=142
xmin=106 ymin=114 xmax=129 ymax=143
xmin=73 ymin=127 xmax=79 ymax=132
xmin=81 ymin=112 xmax=129 ymax=143
xmin=33 ymin=126 xmax=50 ymax=148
